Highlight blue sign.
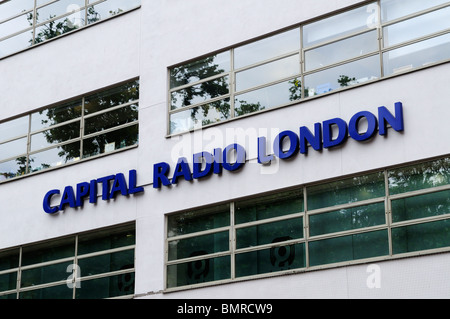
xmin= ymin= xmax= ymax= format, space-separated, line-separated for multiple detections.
xmin=43 ymin=170 xmax=144 ymax=214
xmin=42 ymin=102 xmax=404 ymax=213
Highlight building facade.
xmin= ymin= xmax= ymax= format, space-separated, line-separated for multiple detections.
xmin=0 ymin=0 xmax=450 ymax=299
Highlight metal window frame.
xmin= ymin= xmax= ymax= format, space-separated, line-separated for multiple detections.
xmin=0 ymin=223 xmax=136 ymax=299
xmin=164 ymin=154 xmax=450 ymax=292
xmin=167 ymin=0 xmax=450 ymax=137
xmin=0 ymin=78 xmax=140 ymax=183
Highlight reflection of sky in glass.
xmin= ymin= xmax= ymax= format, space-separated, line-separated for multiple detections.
xmin=0 ymin=0 xmax=34 ymax=22
xmin=0 ymin=13 xmax=31 ymax=38
xmin=304 ymin=55 xmax=380 ymax=96
xmin=303 ymin=3 xmax=376 ymax=48
xmin=236 ymin=54 xmax=300 ymax=92
xmin=170 ymin=100 xmax=230 ymax=134
xmin=0 ymin=137 xmax=28 ymax=160
xmin=88 ymin=0 xmax=140 ymax=22
xmin=234 ymin=28 xmax=300 ymax=69
xmin=381 ymin=0 xmax=449 ymax=22
xmin=305 ymin=30 xmax=378 ymax=71
xmin=36 ymin=0 xmax=85 ymax=24
xmin=234 ymin=80 xmax=295 ymax=115
xmin=383 ymin=33 xmax=450 ymax=75
xmin=30 ymin=142 xmax=80 ymax=172
xmin=383 ymin=6 xmax=450 ymax=47
xmin=0 ymin=30 xmax=32 ymax=57
xmin=0 ymin=116 xmax=29 ymax=142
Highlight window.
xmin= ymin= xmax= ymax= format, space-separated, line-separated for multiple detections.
xmin=165 ymin=156 xmax=450 ymax=290
xmin=0 ymin=0 xmax=141 ymax=58
xmin=0 ymin=78 xmax=139 ymax=182
xmin=0 ymin=223 xmax=135 ymax=299
xmin=168 ymin=0 xmax=450 ymax=135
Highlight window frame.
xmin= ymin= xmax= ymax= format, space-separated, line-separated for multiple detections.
xmin=167 ymin=0 xmax=450 ymax=136
xmin=164 ymin=155 xmax=450 ymax=292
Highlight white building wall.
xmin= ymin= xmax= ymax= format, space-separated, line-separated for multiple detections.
xmin=0 ymin=0 xmax=449 ymax=298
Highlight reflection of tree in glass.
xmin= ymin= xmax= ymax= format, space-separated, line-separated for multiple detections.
xmin=40 ymin=80 xmax=139 ymax=162
xmin=15 ymin=156 xmax=32 ymax=176
xmin=338 ymin=75 xmax=357 ymax=87
xmin=289 ymin=78 xmax=307 ymax=100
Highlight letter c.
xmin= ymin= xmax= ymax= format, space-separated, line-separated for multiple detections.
xmin=43 ymin=189 xmax=60 ymax=214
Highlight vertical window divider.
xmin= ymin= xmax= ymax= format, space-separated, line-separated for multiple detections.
xmin=384 ymin=169 xmax=393 ymax=257
xmin=32 ymin=0 xmax=37 ymax=45
xmin=230 ymin=49 xmax=236 ymax=120
xmin=230 ymin=201 xmax=236 ymax=280
xmin=16 ymin=246 xmax=23 ymax=299
xmin=299 ymin=25 xmax=305 ymax=100
xmin=73 ymin=234 xmax=79 ymax=299
xmin=376 ymin=0 xmax=384 ymax=78
xmin=25 ymin=114 xmax=32 ymax=175
xmin=303 ymin=186 xmax=309 ymax=269
xmin=80 ymin=97 xmax=85 ymax=159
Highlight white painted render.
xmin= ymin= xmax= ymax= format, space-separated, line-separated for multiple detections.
xmin=0 ymin=0 xmax=449 ymax=298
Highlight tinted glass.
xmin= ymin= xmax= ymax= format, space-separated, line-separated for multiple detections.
xmin=31 ymin=100 xmax=82 ymax=132
xmin=235 ymin=243 xmax=305 ymax=277
xmin=307 ymin=172 xmax=385 ymax=210
xmin=84 ymin=104 xmax=138 ymax=136
xmin=392 ymin=190 xmax=450 ymax=222
xmin=168 ymin=231 xmax=229 ymax=261
xmin=30 ymin=122 xmax=81 ymax=151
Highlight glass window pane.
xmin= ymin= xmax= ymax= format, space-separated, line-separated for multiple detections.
xmin=19 ymin=284 xmax=73 ymax=299
xmin=235 ymin=189 xmax=303 ymax=224
xmin=0 ymin=115 xmax=29 ymax=143
xmin=304 ymin=55 xmax=380 ymax=96
xmin=235 ymin=243 xmax=305 ymax=277
xmin=166 ymin=256 xmax=230 ymax=288
xmin=0 ymin=272 xmax=17 ymax=292
xmin=381 ymin=0 xmax=449 ymax=22
xmin=22 ymin=237 xmax=75 ymax=266
xmin=82 ymin=124 xmax=138 ymax=158
xmin=168 ymin=231 xmax=229 ymax=261
xmin=0 ymin=30 xmax=33 ymax=58
xmin=21 ymin=261 xmax=73 ymax=287
xmin=388 ymin=158 xmax=450 ymax=195
xmin=168 ymin=204 xmax=230 ymax=237
xmin=0 ymin=249 xmax=19 ymax=272
xmin=234 ymin=28 xmax=300 ymax=69
xmin=169 ymin=99 xmax=230 ymax=134
xmin=170 ymin=51 xmax=230 ymax=89
xmin=84 ymin=80 xmax=140 ymax=115
xmin=236 ymin=218 xmax=303 ymax=249
xmin=36 ymin=0 xmax=85 ymax=24
xmin=0 ymin=13 xmax=31 ymax=38
xmin=309 ymin=230 xmax=389 ymax=266
xmin=383 ymin=7 xmax=450 ymax=47
xmin=34 ymin=11 xmax=84 ymax=43
xmin=170 ymin=76 xmax=229 ymax=110
xmin=86 ymin=0 xmax=140 ymax=25
xmin=307 ymin=172 xmax=385 ymax=211
xmin=31 ymin=122 xmax=80 ymax=152
xmin=236 ymin=54 xmax=300 ymax=92
xmin=234 ymin=79 xmax=300 ymax=117
xmin=0 ymin=158 xmax=28 ymax=180
xmin=84 ymin=104 xmax=138 ymax=136
xmin=383 ymin=32 xmax=450 ymax=76
xmin=303 ymin=3 xmax=378 ymax=48
xmin=0 ymin=0 xmax=34 ymax=22
xmin=75 ymin=273 xmax=135 ymax=299
xmin=31 ymin=100 xmax=82 ymax=132
xmin=305 ymin=30 xmax=378 ymax=71
xmin=78 ymin=250 xmax=134 ymax=277
xmin=309 ymin=202 xmax=386 ymax=236
xmin=29 ymin=141 xmax=81 ymax=172
xmin=392 ymin=190 xmax=450 ymax=223
xmin=78 ymin=226 xmax=135 ymax=255
xmin=392 ymin=219 xmax=450 ymax=254
xmin=0 ymin=137 xmax=27 ymax=160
